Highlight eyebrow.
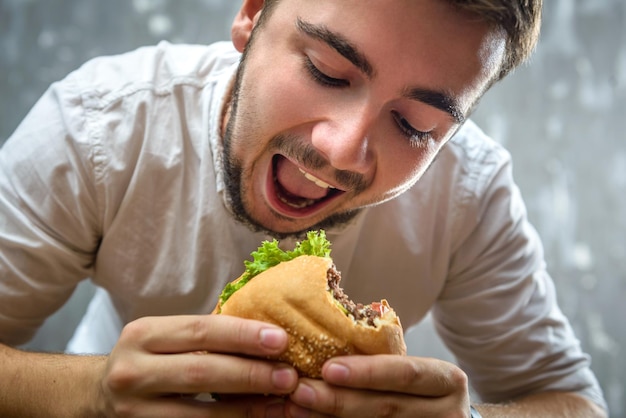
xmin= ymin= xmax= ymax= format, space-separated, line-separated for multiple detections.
xmin=296 ymin=18 xmax=374 ymax=78
xmin=296 ymin=17 xmax=465 ymax=125
xmin=405 ymin=88 xmax=465 ymax=124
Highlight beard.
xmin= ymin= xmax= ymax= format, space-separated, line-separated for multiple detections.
xmin=220 ymin=45 xmax=362 ymax=240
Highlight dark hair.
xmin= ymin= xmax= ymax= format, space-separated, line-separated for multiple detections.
xmin=447 ymin=0 xmax=543 ymax=81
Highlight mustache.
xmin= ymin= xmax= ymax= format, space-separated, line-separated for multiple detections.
xmin=270 ymin=134 xmax=367 ymax=193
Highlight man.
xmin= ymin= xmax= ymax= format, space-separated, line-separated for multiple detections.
xmin=0 ymin=0 xmax=608 ymax=417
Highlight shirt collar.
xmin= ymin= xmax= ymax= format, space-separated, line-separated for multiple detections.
xmin=207 ymin=60 xmax=238 ymax=201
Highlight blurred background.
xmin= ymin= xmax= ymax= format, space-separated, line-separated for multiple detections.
xmin=1 ymin=0 xmax=624 ymax=415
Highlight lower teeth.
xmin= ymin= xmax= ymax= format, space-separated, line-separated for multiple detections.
xmin=278 ymin=193 xmax=316 ymax=209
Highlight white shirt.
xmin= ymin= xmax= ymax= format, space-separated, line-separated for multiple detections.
xmin=0 ymin=41 xmax=605 ymax=408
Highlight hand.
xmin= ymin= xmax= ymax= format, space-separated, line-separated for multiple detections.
xmin=286 ymin=354 xmax=470 ymax=418
xmin=98 ymin=314 xmax=298 ymax=417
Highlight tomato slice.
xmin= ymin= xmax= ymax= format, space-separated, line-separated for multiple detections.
xmin=371 ymin=301 xmax=389 ymax=316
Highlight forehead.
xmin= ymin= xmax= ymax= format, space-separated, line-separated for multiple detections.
xmin=261 ymin=0 xmax=506 ymax=113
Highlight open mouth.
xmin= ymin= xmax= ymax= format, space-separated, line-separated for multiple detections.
xmin=269 ymin=155 xmax=344 ymax=216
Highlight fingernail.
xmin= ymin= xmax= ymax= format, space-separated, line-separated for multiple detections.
xmin=325 ymin=362 xmax=350 ymax=382
xmin=272 ymin=366 xmax=297 ymax=391
xmin=292 ymin=382 xmax=316 ymax=406
xmin=260 ymin=328 xmax=286 ymax=350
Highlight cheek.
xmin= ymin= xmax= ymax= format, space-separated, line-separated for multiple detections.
xmin=377 ymin=145 xmax=438 ymax=197
xmin=249 ymin=60 xmax=326 ymax=132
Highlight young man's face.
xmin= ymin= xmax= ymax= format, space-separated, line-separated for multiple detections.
xmin=223 ymin=0 xmax=505 ymax=236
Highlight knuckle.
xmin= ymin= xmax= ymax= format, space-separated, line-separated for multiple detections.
xmin=447 ymin=366 xmax=469 ymax=391
xmin=398 ymin=361 xmax=422 ymax=387
xmin=219 ymin=315 xmax=255 ymax=346
xmin=110 ymin=401 xmax=140 ymax=418
xmin=185 ymin=315 xmax=210 ymax=344
xmin=181 ymin=359 xmax=210 ymax=388
xmin=105 ymin=361 xmax=142 ymax=392
xmin=374 ymin=399 xmax=401 ymax=418
xmin=241 ymin=360 xmax=270 ymax=391
xmin=329 ymin=392 xmax=346 ymax=416
xmin=432 ymin=360 xmax=468 ymax=395
xmin=234 ymin=318 xmax=252 ymax=343
xmin=119 ymin=318 xmax=151 ymax=343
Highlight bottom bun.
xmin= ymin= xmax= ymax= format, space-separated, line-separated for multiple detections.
xmin=216 ymin=255 xmax=406 ymax=377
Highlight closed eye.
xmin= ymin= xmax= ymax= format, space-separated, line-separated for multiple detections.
xmin=392 ymin=111 xmax=432 ymax=148
xmin=303 ymin=56 xmax=350 ymax=88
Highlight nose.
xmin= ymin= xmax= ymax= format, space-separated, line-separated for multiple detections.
xmin=311 ymin=104 xmax=375 ymax=174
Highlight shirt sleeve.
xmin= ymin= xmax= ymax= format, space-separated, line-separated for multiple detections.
xmin=0 ymin=75 xmax=101 ymax=346
xmin=434 ymin=141 xmax=606 ymax=410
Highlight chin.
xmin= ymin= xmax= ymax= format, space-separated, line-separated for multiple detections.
xmin=256 ymin=204 xmax=363 ymax=239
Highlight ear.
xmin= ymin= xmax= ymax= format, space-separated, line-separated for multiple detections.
xmin=231 ymin=0 xmax=265 ymax=52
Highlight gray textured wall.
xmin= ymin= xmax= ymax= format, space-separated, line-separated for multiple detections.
xmin=1 ymin=0 xmax=624 ymax=415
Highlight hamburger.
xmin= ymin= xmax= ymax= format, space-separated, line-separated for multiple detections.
xmin=213 ymin=230 xmax=406 ymax=378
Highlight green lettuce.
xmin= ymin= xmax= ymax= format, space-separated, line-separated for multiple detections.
xmin=218 ymin=230 xmax=332 ymax=307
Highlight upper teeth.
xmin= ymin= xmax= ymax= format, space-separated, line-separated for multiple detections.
xmin=299 ymin=168 xmax=332 ymax=189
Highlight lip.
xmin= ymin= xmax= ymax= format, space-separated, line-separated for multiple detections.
xmin=265 ymin=155 xmax=345 ymax=219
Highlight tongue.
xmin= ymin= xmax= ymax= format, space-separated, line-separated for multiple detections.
xmin=275 ymin=156 xmax=329 ymax=200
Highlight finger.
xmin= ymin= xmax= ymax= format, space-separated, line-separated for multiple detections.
xmin=108 ymin=394 xmax=287 ymax=418
xmin=116 ymin=352 xmax=298 ymax=396
xmin=120 ymin=315 xmax=288 ymax=357
xmin=288 ymin=378 xmax=469 ymax=418
xmin=288 ymin=379 xmax=415 ymax=418
xmin=321 ymin=355 xmax=468 ymax=397
xmin=211 ymin=396 xmax=288 ymax=418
